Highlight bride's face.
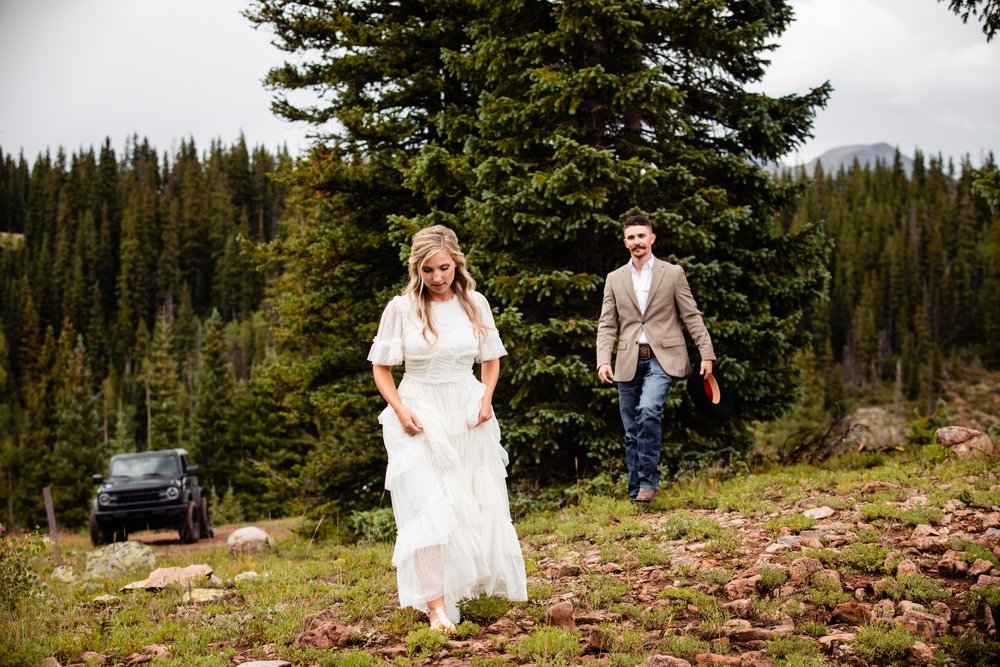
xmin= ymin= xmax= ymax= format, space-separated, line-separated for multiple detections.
xmin=420 ymin=250 xmax=456 ymax=300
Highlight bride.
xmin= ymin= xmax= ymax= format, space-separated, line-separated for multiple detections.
xmin=368 ymin=225 xmax=527 ymax=632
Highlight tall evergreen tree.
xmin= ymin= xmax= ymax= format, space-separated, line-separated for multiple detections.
xmin=144 ymin=315 xmax=185 ymax=450
xmin=249 ymin=0 xmax=831 ymax=498
xmin=190 ymin=310 xmax=235 ymax=491
xmin=51 ymin=326 xmax=104 ymax=527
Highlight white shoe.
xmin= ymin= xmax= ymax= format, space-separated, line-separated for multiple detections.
xmin=428 ymin=606 xmax=456 ymax=634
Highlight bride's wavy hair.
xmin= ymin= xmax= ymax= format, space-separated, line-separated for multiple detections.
xmin=405 ymin=225 xmax=487 ymax=342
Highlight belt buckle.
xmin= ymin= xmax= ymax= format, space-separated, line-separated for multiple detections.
xmin=638 ymin=344 xmax=651 ymax=360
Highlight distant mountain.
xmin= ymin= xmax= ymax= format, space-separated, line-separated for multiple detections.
xmin=780 ymin=142 xmax=914 ymax=177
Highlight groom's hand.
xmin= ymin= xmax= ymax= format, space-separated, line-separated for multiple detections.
xmin=598 ymin=364 xmax=614 ymax=384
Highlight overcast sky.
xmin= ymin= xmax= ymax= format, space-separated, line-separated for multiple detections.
xmin=1 ymin=0 xmax=997 ymax=166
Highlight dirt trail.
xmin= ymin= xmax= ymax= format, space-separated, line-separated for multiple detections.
xmin=129 ymin=518 xmax=297 ymax=558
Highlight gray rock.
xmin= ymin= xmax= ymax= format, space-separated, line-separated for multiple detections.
xmin=84 ymin=541 xmax=156 ymax=579
xmin=228 ymin=526 xmax=277 ymax=555
xmin=183 ymin=588 xmax=229 ymax=603
xmin=803 ymin=506 xmax=835 ymax=520
xmin=234 ymin=571 xmax=260 ymax=582
xmin=51 ymin=565 xmax=75 ymax=583
xmin=936 ymin=426 xmax=995 ymax=460
xmin=121 ymin=564 xmax=213 ymax=590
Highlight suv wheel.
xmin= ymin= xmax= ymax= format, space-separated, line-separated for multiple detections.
xmin=89 ymin=509 xmax=109 ymax=546
xmin=178 ymin=500 xmax=202 ymax=544
xmin=199 ymin=497 xmax=215 ymax=538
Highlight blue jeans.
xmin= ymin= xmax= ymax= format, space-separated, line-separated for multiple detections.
xmin=617 ymin=356 xmax=673 ymax=499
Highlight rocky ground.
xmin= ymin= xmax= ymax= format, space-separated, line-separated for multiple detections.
xmin=41 ymin=433 xmax=999 ymax=667
xmin=285 ymin=470 xmax=1000 ymax=665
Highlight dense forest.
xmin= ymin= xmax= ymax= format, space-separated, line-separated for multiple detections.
xmin=1 ymin=0 xmax=998 ymax=534
xmin=0 ymin=138 xmax=305 ymax=529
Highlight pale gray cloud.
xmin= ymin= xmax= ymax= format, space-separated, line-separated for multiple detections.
xmin=0 ymin=0 xmax=308 ymax=160
xmin=762 ymin=0 xmax=1000 ymax=166
xmin=1 ymin=0 xmax=997 ymax=167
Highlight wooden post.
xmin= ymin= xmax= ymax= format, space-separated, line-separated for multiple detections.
xmin=42 ymin=486 xmax=63 ymax=566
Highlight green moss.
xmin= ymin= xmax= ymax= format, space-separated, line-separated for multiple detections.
xmin=854 ymin=621 xmax=915 ymax=664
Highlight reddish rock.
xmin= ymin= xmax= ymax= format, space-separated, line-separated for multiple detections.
xmin=789 ymin=557 xmax=823 ymax=583
xmin=546 ymin=600 xmax=575 ymax=630
xmin=296 ymin=609 xmax=355 ymax=649
xmin=486 ymin=618 xmax=523 ymax=636
xmin=908 ymin=641 xmax=936 ymax=664
xmin=860 ymin=481 xmax=898 ymax=494
xmin=970 ymin=559 xmax=994 ymax=577
xmin=814 ymin=569 xmax=842 ymax=591
xmin=727 ymin=627 xmax=777 ymax=642
xmin=738 ymin=651 xmax=777 ymax=667
xmin=818 ymin=632 xmax=856 ymax=651
xmin=973 ymin=574 xmax=1000 ymax=590
xmin=587 ymin=626 xmax=614 ymax=653
xmin=832 ymin=601 xmax=871 ymax=626
xmin=554 ymin=563 xmax=581 ymax=577
xmin=937 ymin=550 xmax=969 ymax=577
xmin=872 ymin=599 xmax=896 ymax=619
xmin=693 ymin=653 xmax=740 ymax=665
xmin=896 ymin=559 xmax=920 ymax=577
xmin=898 ymin=607 xmax=949 ymax=640
xmin=721 ymin=599 xmax=754 ymax=618
xmin=637 ymin=656 xmax=693 ymax=667
xmin=723 ymin=575 xmax=760 ymax=600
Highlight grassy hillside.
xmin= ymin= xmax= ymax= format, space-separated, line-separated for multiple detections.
xmin=3 ymin=445 xmax=999 ymax=666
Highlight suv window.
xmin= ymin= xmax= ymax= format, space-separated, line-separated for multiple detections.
xmin=109 ymin=454 xmax=180 ymax=478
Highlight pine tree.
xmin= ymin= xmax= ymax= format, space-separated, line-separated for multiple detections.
xmin=190 ymin=310 xmax=235 ymax=492
xmin=144 ymin=315 xmax=185 ymax=450
xmin=249 ymin=0 xmax=831 ymax=490
xmin=51 ymin=325 xmax=104 ymax=527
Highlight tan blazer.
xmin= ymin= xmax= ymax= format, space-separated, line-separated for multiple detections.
xmin=596 ymin=258 xmax=715 ymax=382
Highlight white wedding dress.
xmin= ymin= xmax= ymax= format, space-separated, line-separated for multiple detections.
xmin=368 ymin=292 xmax=527 ymax=622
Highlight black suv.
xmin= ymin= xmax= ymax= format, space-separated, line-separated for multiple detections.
xmin=90 ymin=448 xmax=214 ymax=545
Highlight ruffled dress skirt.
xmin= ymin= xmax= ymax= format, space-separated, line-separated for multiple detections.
xmin=380 ymin=370 xmax=528 ymax=622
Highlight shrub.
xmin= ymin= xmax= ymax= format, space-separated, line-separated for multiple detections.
xmin=952 ymin=538 xmax=1000 ymax=567
xmin=899 ymin=505 xmax=945 ymax=527
xmin=348 ymin=507 xmax=396 ymax=543
xmin=459 ymin=594 xmax=512 ymax=625
xmin=859 ymin=501 xmax=898 ymax=523
xmin=966 ymin=584 xmax=1000 ymax=608
xmin=764 ymin=513 xmax=817 ymax=536
xmin=757 ymin=567 xmax=789 ymax=595
xmin=0 ymin=533 xmax=44 ymax=612
xmin=839 ymin=541 xmax=891 ymax=573
xmin=700 ymin=568 xmax=732 ymax=587
xmin=660 ymin=634 xmax=711 ymax=661
xmin=511 ymin=626 xmax=581 ymax=665
xmin=584 ymin=574 xmax=630 ymax=609
xmin=878 ymin=575 xmax=951 ymax=604
xmin=854 ymin=621 xmax=915 ymax=664
xmin=659 ymin=512 xmax=721 ymax=541
xmin=799 ymin=621 xmax=830 ymax=638
xmin=405 ymin=626 xmax=450 ymax=656
xmin=765 ymin=634 xmax=822 ymax=659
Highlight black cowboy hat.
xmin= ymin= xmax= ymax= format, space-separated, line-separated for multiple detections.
xmin=686 ymin=366 xmax=734 ymax=420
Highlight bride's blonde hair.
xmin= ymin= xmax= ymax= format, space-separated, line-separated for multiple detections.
xmin=405 ymin=225 xmax=487 ymax=342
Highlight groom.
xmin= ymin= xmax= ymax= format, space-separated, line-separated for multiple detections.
xmin=596 ymin=215 xmax=716 ymax=502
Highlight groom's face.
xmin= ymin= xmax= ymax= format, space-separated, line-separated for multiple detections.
xmin=624 ymin=224 xmax=655 ymax=261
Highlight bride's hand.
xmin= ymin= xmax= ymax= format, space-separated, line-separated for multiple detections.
xmin=477 ymin=397 xmax=494 ymax=425
xmin=395 ymin=407 xmax=424 ymax=436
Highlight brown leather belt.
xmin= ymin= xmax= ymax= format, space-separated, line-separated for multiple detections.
xmin=638 ymin=343 xmax=652 ymax=360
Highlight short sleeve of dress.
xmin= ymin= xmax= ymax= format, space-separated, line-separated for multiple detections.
xmin=475 ymin=292 xmax=508 ymax=363
xmin=367 ymin=296 xmax=405 ymax=366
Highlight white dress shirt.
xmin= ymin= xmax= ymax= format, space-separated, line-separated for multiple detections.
xmin=630 ymin=256 xmax=654 ymax=344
